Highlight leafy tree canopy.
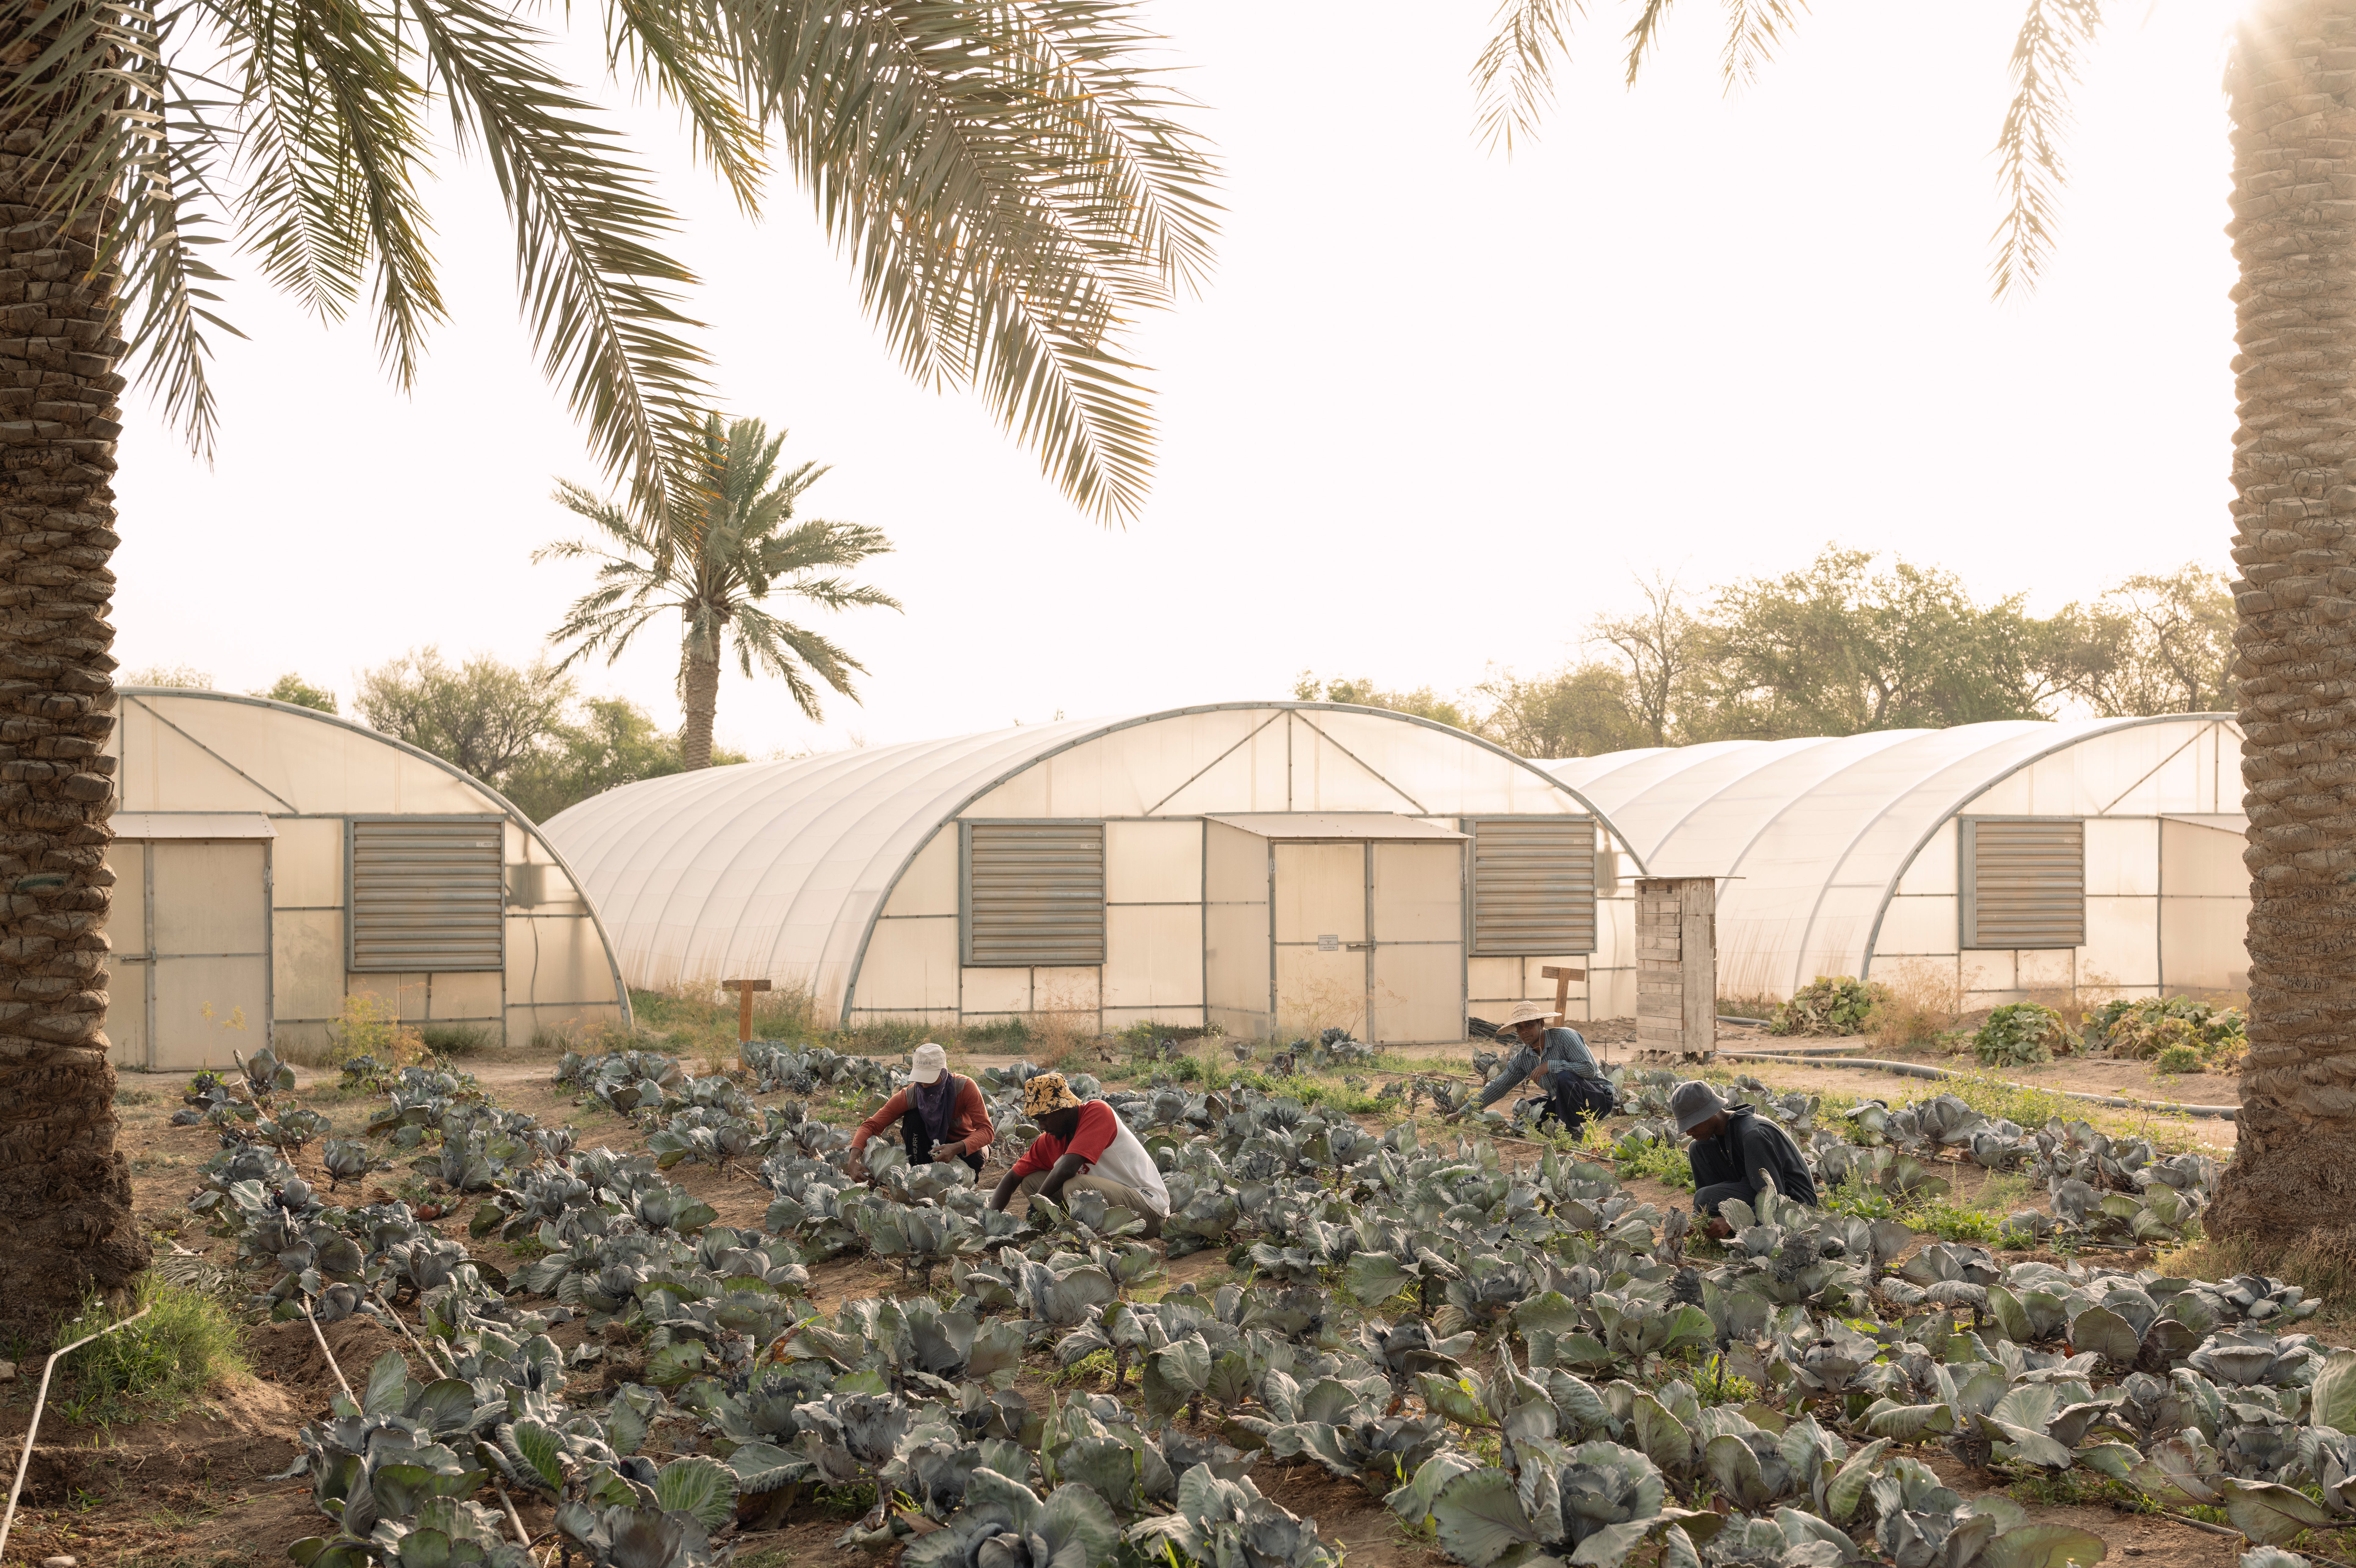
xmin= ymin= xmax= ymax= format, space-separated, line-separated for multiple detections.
xmin=1300 ymin=550 xmax=2236 ymax=756
xmin=351 ymin=647 xmax=725 ymax=817
xmin=254 ymin=673 xmax=338 ymax=713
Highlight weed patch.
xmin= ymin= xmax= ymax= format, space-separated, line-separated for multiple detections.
xmin=53 ymin=1275 xmax=247 ymax=1428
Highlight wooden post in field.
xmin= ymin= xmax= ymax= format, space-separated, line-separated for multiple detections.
xmin=1540 ymin=964 xmax=1585 ymax=1024
xmin=724 ymin=978 xmax=772 ymax=1044
xmin=1540 ymin=963 xmax=1586 ymax=1061
xmin=1635 ymin=877 xmax=1718 ymax=1060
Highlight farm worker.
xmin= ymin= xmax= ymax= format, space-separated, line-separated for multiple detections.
xmin=1672 ymin=1080 xmax=1818 ymax=1236
xmin=988 ymin=1072 xmax=1171 ymax=1238
xmin=1469 ymin=1001 xmax=1615 ymax=1133
xmin=848 ymin=1042 xmax=993 ymax=1179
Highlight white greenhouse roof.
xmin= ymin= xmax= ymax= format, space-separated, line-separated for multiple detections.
xmin=546 ymin=702 xmax=1626 ymax=1010
xmin=1543 ymin=715 xmax=2242 ymax=994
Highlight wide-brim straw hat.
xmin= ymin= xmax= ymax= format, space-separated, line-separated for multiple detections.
xmin=1496 ymin=1001 xmax=1558 ymax=1030
xmin=1022 ymin=1072 xmax=1085 ymax=1117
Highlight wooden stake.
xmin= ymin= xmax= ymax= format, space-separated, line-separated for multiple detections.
xmin=724 ymin=978 xmax=772 ymax=1043
xmin=1539 ymin=964 xmax=1585 ymax=1024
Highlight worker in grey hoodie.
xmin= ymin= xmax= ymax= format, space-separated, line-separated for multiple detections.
xmin=1672 ymin=1080 xmax=1818 ymax=1236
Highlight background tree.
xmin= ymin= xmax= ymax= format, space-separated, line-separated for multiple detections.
xmin=354 ymin=650 xmax=576 ymax=788
xmin=253 ymin=674 xmax=338 ymax=713
xmin=2051 ymin=564 xmax=2238 ymax=718
xmin=1692 ymin=547 xmax=2065 ymax=739
xmin=503 ymin=697 xmax=745 ymax=821
xmin=1472 ymin=663 xmax=1652 ymax=757
xmin=1291 ymin=674 xmax=1481 ymax=733
xmin=540 ymin=415 xmax=898 ymax=768
xmin=1588 ymin=571 xmax=1704 ymax=746
xmin=121 ymin=665 xmax=213 ymax=689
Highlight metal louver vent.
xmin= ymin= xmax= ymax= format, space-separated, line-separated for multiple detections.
xmin=964 ymin=821 xmax=1105 ymax=966
xmin=1963 ymin=818 xmax=2085 ymax=950
xmin=1469 ymin=817 xmax=1597 ymax=957
xmin=349 ymin=817 xmax=506 ymax=972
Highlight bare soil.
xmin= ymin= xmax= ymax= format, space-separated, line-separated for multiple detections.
xmin=10 ymin=1036 xmax=2273 ymax=1568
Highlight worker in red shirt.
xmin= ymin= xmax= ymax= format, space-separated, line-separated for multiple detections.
xmin=988 ymin=1072 xmax=1171 ymax=1237
xmin=848 ymin=1042 xmax=993 ymax=1179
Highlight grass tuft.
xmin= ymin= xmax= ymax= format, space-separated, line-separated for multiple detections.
xmin=53 ymin=1274 xmax=248 ymax=1428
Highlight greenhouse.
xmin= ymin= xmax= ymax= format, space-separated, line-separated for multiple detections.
xmin=1541 ymin=715 xmax=2246 ymax=1008
xmin=544 ymin=702 xmax=1643 ymax=1041
xmin=106 ymin=687 xmax=631 ymax=1070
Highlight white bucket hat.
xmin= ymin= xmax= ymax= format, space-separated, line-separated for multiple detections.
xmin=910 ymin=1042 xmax=948 ymax=1083
xmin=1496 ymin=1001 xmax=1557 ymax=1030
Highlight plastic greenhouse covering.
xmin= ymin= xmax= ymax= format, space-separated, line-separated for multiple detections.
xmin=1546 ymin=716 xmax=2244 ymax=1002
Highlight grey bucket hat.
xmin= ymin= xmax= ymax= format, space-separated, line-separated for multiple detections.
xmin=1671 ymin=1080 xmax=1729 ymax=1135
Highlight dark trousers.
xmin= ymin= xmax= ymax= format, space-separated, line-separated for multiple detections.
xmin=1536 ymin=1075 xmax=1614 ymax=1135
xmin=1689 ymin=1136 xmax=1754 ymax=1215
xmin=901 ymin=1112 xmax=984 ymax=1173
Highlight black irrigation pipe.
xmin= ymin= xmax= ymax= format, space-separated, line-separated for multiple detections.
xmin=1715 ymin=1050 xmax=2242 ymax=1120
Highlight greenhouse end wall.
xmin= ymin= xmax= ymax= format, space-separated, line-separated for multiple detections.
xmin=1557 ymin=716 xmax=2248 ymax=1011
xmin=544 ymin=704 xmax=1642 ymax=1045
xmin=104 ymin=690 xmax=630 ymax=1070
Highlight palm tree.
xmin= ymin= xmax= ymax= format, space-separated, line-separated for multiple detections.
xmin=540 ymin=414 xmax=899 ymax=768
xmin=0 ymin=0 xmax=1212 ymax=1339
xmin=1472 ymin=0 xmax=2344 ymax=1263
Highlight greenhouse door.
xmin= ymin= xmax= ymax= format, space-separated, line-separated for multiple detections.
xmin=1267 ymin=832 xmax=1465 ymax=1046
xmin=106 ymin=815 xmax=274 ymax=1072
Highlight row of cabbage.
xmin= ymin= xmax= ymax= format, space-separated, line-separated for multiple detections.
xmin=175 ymin=1041 xmax=2355 ymax=1568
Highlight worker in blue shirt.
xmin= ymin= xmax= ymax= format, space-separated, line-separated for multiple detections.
xmin=1467 ymin=1001 xmax=1614 ymax=1133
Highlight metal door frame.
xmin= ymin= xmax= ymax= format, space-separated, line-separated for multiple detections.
xmin=1264 ymin=836 xmax=1466 ymax=1045
xmin=127 ymin=833 xmax=275 ymax=1070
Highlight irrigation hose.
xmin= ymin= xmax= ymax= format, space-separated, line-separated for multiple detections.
xmin=1713 ymin=1050 xmax=2241 ymax=1119
xmin=0 ymin=1304 xmax=155 ymax=1560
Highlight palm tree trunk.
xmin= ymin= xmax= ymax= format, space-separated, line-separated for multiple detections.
xmin=679 ymin=644 xmax=721 ymax=769
xmin=0 ymin=8 xmax=150 ymax=1343
xmin=2209 ymin=0 xmax=2356 ymax=1264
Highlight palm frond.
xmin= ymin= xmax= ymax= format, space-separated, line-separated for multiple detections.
xmin=1719 ymin=0 xmax=1807 ymax=92
xmin=546 ymin=476 xmax=647 ymax=549
xmin=219 ymin=0 xmax=445 ymax=382
xmin=400 ymin=0 xmax=712 ymax=521
xmin=4 ymin=0 xmax=242 ymax=451
xmin=1621 ymin=0 xmax=1676 ymax=85
xmin=1471 ymin=0 xmax=1580 ymax=152
xmin=718 ymin=0 xmax=1219 ymax=522
xmin=732 ymin=606 xmax=859 ymax=718
xmin=1990 ymin=0 xmax=2104 ymax=300
xmin=601 ymin=0 xmax=767 ymax=210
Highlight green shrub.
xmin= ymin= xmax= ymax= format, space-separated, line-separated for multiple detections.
xmin=2084 ymin=996 xmax=2245 ymax=1070
xmin=2152 ymin=1043 xmax=2205 ymax=1075
xmin=1770 ymin=976 xmax=1887 ymax=1036
xmin=1973 ymin=1003 xmax=2069 ymax=1068
xmin=418 ymin=1022 xmax=495 ymax=1055
xmin=54 ymin=1274 xmax=247 ymax=1427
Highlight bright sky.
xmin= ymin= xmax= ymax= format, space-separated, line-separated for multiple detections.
xmin=115 ymin=0 xmax=2245 ymax=757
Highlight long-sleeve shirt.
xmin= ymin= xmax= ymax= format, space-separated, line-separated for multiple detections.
xmin=1476 ymin=1026 xmax=1605 ymax=1109
xmin=1690 ymin=1107 xmax=1818 ymax=1209
xmin=851 ymin=1075 xmax=994 ymax=1157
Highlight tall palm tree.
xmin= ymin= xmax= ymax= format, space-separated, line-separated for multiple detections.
xmin=0 ymin=0 xmax=1212 ymax=1340
xmin=1472 ymin=0 xmax=2350 ymax=1263
xmin=540 ymin=414 xmax=899 ymax=768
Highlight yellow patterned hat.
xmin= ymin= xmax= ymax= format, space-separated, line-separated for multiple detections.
xmin=1023 ymin=1072 xmax=1085 ymax=1117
